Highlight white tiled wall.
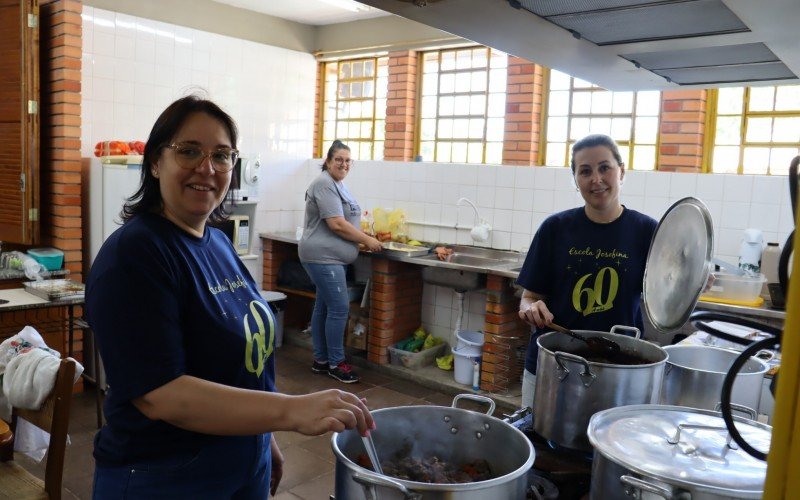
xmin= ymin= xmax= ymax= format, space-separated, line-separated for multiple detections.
xmin=287 ymin=160 xmax=795 ymax=341
xmin=81 ymin=7 xmax=316 ymax=287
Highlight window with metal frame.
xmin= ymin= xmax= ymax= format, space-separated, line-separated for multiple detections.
xmin=709 ymin=85 xmax=800 ymax=175
xmin=417 ymin=47 xmax=508 ymax=164
xmin=321 ymin=57 xmax=389 ymax=160
xmin=543 ymin=69 xmax=661 ymax=170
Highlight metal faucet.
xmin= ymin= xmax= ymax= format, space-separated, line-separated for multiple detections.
xmin=456 ymin=198 xmax=492 ymax=242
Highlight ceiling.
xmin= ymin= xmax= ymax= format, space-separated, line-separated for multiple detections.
xmin=210 ymin=0 xmax=390 ymax=25
xmin=353 ymin=0 xmax=800 ymax=91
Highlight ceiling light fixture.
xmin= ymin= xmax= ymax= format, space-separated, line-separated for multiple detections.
xmin=317 ymin=0 xmax=371 ymax=12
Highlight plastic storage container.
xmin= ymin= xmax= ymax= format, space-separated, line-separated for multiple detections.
xmin=388 ymin=343 xmax=445 ymax=369
xmin=702 ymin=272 xmax=767 ymax=302
xmin=26 ymin=247 xmax=64 ymax=271
xmin=453 ymin=344 xmax=482 ymax=385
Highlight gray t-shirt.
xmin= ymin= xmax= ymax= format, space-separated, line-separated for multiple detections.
xmin=298 ymin=170 xmax=362 ymax=265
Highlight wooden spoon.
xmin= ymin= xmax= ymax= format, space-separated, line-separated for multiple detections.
xmin=548 ymin=322 xmax=621 ymax=355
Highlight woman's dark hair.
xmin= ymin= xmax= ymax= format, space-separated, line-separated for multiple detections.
xmin=121 ymin=95 xmax=239 ymax=224
xmin=570 ymin=134 xmax=624 ymax=174
xmin=321 ymin=140 xmax=350 ymax=171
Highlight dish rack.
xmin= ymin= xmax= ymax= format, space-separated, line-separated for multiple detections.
xmin=24 ymin=279 xmax=85 ymax=301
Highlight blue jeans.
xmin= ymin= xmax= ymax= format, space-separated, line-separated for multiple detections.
xmin=302 ymin=263 xmax=349 ymax=366
xmin=93 ymin=434 xmax=270 ymax=499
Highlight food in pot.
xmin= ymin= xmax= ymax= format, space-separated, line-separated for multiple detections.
xmin=565 ymin=347 xmax=651 ymax=365
xmin=356 ymin=453 xmax=494 ymax=483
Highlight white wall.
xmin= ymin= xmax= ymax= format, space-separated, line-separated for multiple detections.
xmin=283 ymin=160 xmax=794 ymax=341
xmin=81 ymin=7 xmax=317 ymax=287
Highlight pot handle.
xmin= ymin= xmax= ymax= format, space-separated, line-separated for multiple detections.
xmin=619 ymin=475 xmax=673 ymax=498
xmin=713 ymin=402 xmax=758 ymax=420
xmin=610 ymin=325 xmax=642 ymax=339
xmin=352 ymin=471 xmax=422 ymax=500
xmin=452 ymin=393 xmax=496 ymax=416
xmin=554 ymin=351 xmax=596 ymax=387
xmin=667 ymin=423 xmax=738 ymax=450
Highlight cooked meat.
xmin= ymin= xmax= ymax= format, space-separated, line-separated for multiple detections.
xmin=380 ymin=455 xmax=493 ymax=484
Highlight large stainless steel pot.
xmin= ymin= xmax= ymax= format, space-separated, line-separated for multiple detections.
xmin=534 ymin=325 xmax=667 ymax=451
xmin=588 ymin=405 xmax=770 ymax=499
xmin=331 ymin=395 xmax=534 ymax=500
xmin=660 ymin=345 xmax=768 ymax=413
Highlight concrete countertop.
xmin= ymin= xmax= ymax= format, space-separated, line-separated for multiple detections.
xmin=260 ymin=232 xmax=785 ymax=322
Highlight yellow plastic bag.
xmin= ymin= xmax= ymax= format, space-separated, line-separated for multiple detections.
xmin=422 ymin=333 xmax=442 ymax=350
xmin=436 ymin=353 xmax=454 ymax=371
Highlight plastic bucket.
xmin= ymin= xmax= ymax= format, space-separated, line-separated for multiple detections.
xmin=260 ymin=290 xmax=287 ymax=348
xmin=453 ymin=344 xmax=481 ymax=385
xmin=456 ymin=330 xmax=484 ymax=349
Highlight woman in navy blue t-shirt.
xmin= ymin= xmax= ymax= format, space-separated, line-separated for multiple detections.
xmin=87 ymin=96 xmax=373 ymax=499
xmin=515 ymin=134 xmax=657 ymax=409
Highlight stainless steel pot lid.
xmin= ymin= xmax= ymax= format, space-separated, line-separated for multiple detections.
xmin=588 ymin=405 xmax=770 ymax=497
xmin=643 ymin=197 xmax=713 ymax=332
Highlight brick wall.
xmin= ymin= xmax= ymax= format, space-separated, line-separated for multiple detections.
xmin=383 ymin=51 xmax=418 ymax=161
xmin=502 ymin=57 xmax=546 ymax=166
xmin=481 ymin=275 xmax=528 ymax=392
xmin=658 ymin=89 xmax=707 ymax=172
xmin=368 ymin=258 xmax=422 ymax=364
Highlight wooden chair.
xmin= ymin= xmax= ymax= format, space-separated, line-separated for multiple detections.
xmin=0 ymin=358 xmax=77 ymax=500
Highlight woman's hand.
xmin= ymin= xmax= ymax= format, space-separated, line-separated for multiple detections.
xmin=269 ymin=436 xmax=284 ymax=496
xmin=288 ymin=390 xmax=374 ymax=436
xmin=519 ymin=290 xmax=553 ymax=328
xmin=364 ymin=236 xmax=383 ymax=252
xmin=434 ymin=246 xmax=453 ymax=261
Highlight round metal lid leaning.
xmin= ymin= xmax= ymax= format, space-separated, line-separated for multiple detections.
xmin=588 ymin=404 xmax=770 ymax=498
xmin=643 ymin=197 xmax=714 ymax=332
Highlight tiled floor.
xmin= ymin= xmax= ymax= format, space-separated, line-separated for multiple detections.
xmin=14 ymin=342 xmax=520 ymax=499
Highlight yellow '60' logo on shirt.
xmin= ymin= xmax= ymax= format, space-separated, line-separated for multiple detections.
xmin=243 ymin=300 xmax=275 ymax=377
xmin=572 ymin=267 xmax=619 ymax=316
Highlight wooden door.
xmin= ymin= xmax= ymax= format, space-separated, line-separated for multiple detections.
xmin=0 ymin=0 xmax=39 ymax=244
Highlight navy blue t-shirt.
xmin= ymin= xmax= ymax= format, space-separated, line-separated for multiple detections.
xmin=516 ymin=207 xmax=657 ymax=373
xmin=86 ymin=213 xmax=276 ymax=466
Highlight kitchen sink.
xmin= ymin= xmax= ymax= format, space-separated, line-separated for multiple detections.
xmin=421 ymin=266 xmax=486 ymax=291
xmin=414 ymin=245 xmax=521 ymax=290
xmin=416 ymin=253 xmax=506 ymax=267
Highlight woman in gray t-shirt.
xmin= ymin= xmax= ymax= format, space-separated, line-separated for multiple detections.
xmin=298 ymin=140 xmax=382 ymax=383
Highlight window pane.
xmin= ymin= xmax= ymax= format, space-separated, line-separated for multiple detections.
xmin=338 ymin=83 xmax=349 ymax=98
xmin=715 ymin=116 xmax=741 ymax=145
xmin=770 ymin=148 xmax=799 ymax=175
xmin=746 ymin=117 xmax=773 ymax=142
xmin=339 ymin=63 xmax=351 ymax=79
xmin=364 ymin=59 xmax=374 ymax=77
xmin=612 ymin=92 xmax=633 ymax=114
xmin=325 ymin=62 xmax=337 ymax=77
xmin=572 ymin=92 xmax=591 ymax=113
xmin=589 ymin=117 xmax=611 ymax=136
xmin=360 ymin=121 xmax=373 ymax=139
xmin=439 ymin=96 xmax=455 ymax=116
xmin=635 ymin=116 xmax=658 ymax=144
xmin=469 ymin=142 xmax=485 ymax=163
xmin=422 ymin=74 xmax=438 ymax=96
xmin=573 ymin=77 xmax=592 ymax=89
xmin=359 ymin=142 xmax=371 ymax=159
xmin=419 ymin=141 xmax=435 ymax=161
xmin=421 ymin=96 xmax=437 ymax=118
xmin=441 ymin=51 xmax=456 ymax=71
xmin=454 ymin=95 xmax=470 ymax=114
xmin=472 ymin=48 xmax=488 ymax=68
xmin=424 ymin=58 xmax=439 ymax=73
xmin=632 ymin=145 xmax=656 ymax=171
xmin=453 ymin=119 xmax=469 ymax=138
xmin=438 ymin=118 xmax=453 ymax=139
xmin=547 ymin=116 xmax=568 ymax=142
xmin=376 ymin=77 xmax=388 ymax=98
xmin=421 ymin=118 xmax=436 ymax=140
xmin=718 ymin=87 xmax=744 ymax=114
xmin=611 ymin=117 xmax=632 ymax=142
xmin=323 ymin=121 xmax=335 ymax=141
xmin=348 ymin=101 xmax=360 ymax=119
xmin=452 ymin=142 xmax=468 ymax=162
xmin=549 ymin=90 xmax=570 ymax=116
xmin=350 ymin=82 xmax=362 ymax=98
xmin=352 ymin=61 xmax=363 ymax=78
xmin=361 ymin=101 xmax=373 ymax=119
xmin=440 ymin=73 xmax=455 ymax=93
xmin=570 ymin=117 xmax=590 ymax=140
xmin=336 ymin=121 xmax=348 ymax=138
xmin=489 ymin=68 xmax=507 ymax=93
xmin=749 ymin=87 xmax=775 ymax=112
xmin=775 ymin=85 xmax=800 ymax=111
xmin=455 ymin=73 xmax=471 ymax=93
xmin=550 ymin=70 xmax=571 ymax=90
xmin=456 ymin=50 xmax=471 ymax=70
xmin=374 ymin=120 xmax=385 ymax=140
xmin=742 ymin=147 xmax=770 ymax=174
xmin=436 ymin=142 xmax=452 ymax=162
xmin=711 ymin=146 xmax=740 ymax=173
xmin=325 ymin=82 xmax=337 ymax=100
xmin=773 ymin=117 xmax=800 ymax=142
xmin=636 ymin=91 xmax=661 ymax=115
xmin=375 ymin=98 xmax=386 ymax=118
xmin=489 ymin=51 xmax=507 ymax=69
xmin=468 ymin=118 xmax=485 ymax=139
xmin=470 ymin=94 xmax=486 ymax=115
xmin=486 ymin=118 xmax=504 ymax=141
xmin=591 ymin=91 xmax=612 ymax=114
xmin=363 ymin=81 xmax=374 ymax=98
xmin=471 ymin=71 xmax=487 ymax=92
xmin=348 ymin=122 xmax=360 ymax=137
xmin=485 ymin=142 xmax=502 ymax=164
xmin=487 ymin=93 xmax=506 ymax=117
xmin=546 ymin=142 xmax=567 ymax=166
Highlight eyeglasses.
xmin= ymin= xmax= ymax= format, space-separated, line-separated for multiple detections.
xmin=333 ymin=157 xmax=354 ymax=167
xmin=165 ymin=142 xmax=239 ymax=172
